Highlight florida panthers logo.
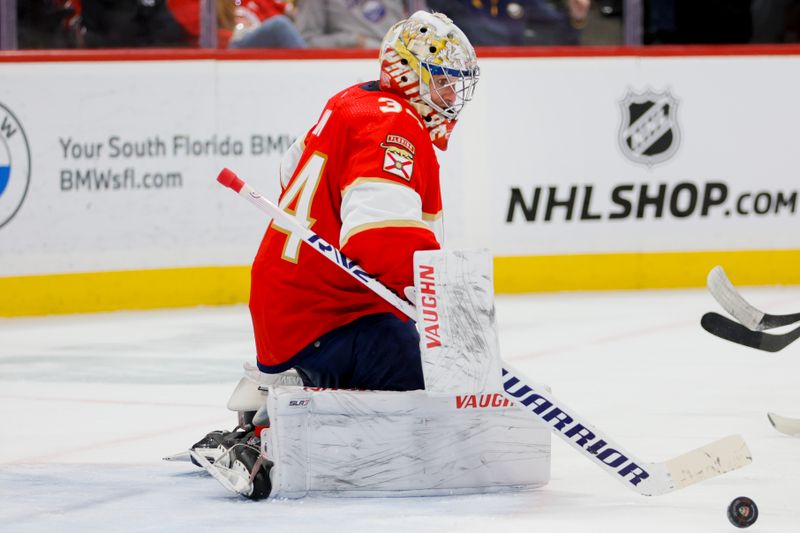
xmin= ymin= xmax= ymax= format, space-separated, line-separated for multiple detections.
xmin=618 ymin=89 xmax=680 ymax=166
xmin=0 ymin=102 xmax=31 ymax=230
xmin=381 ymin=134 xmax=415 ymax=181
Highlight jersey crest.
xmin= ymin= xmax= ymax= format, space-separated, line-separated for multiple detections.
xmin=381 ymin=134 xmax=415 ymax=181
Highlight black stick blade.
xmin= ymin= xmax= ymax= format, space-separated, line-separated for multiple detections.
xmin=701 ymin=312 xmax=800 ymax=353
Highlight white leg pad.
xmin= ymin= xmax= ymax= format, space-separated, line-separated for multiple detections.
xmin=262 ymin=386 xmax=551 ymax=498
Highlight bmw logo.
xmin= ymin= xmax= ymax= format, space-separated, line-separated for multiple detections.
xmin=0 ymin=102 xmax=31 ymax=230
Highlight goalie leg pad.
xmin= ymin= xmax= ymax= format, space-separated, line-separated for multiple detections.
xmin=262 ymin=386 xmax=551 ymax=498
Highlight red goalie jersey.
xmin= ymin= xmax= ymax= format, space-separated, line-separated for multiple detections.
xmin=250 ymin=81 xmax=443 ymax=372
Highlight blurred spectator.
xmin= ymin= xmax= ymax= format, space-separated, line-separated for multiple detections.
xmin=293 ymin=0 xmax=427 ymax=48
xmin=427 ymin=0 xmax=591 ymax=46
xmin=788 ymin=2 xmax=800 ymax=41
xmin=677 ymin=0 xmax=751 ymax=43
xmin=597 ymin=0 xmax=621 ymax=17
xmin=79 ymin=0 xmax=189 ymax=47
xmin=644 ymin=0 xmax=676 ymax=44
xmin=751 ymin=0 xmax=800 ymax=43
xmin=644 ymin=0 xmax=752 ymax=44
xmin=166 ymin=0 xmax=230 ymax=46
xmin=228 ymin=1 xmax=305 ymax=48
xmin=18 ymin=0 xmax=78 ymax=48
xmin=168 ymin=0 xmax=305 ymax=48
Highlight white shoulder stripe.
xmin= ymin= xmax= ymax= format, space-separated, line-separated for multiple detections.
xmin=340 ymin=179 xmax=435 ymax=246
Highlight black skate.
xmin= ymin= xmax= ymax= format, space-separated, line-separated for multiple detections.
xmin=186 ymin=412 xmax=273 ymax=500
xmin=189 ymin=428 xmax=252 ymax=467
xmin=188 ymin=410 xmax=256 ymax=466
xmin=188 ymin=429 xmax=273 ymax=500
xmin=227 ymin=441 xmax=273 ymax=500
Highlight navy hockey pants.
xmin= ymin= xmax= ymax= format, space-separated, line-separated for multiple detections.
xmin=290 ymin=313 xmax=424 ymax=391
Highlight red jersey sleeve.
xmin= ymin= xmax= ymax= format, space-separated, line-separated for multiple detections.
xmin=334 ymin=92 xmax=442 ymax=295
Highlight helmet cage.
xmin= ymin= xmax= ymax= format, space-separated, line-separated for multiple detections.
xmin=390 ymin=32 xmax=479 ymax=121
xmin=418 ymin=61 xmax=479 ymax=120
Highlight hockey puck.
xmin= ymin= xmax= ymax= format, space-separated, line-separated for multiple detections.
xmin=727 ymin=496 xmax=758 ymax=528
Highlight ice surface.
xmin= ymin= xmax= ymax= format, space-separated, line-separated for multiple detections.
xmin=2 ymin=287 xmax=799 ymax=532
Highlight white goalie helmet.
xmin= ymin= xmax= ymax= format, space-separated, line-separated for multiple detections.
xmin=379 ymin=11 xmax=479 ymax=150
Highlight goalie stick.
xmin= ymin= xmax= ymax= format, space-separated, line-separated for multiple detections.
xmin=767 ymin=412 xmax=800 ymax=437
xmin=701 ymin=312 xmax=800 ymax=353
xmin=217 ymin=167 xmax=751 ymax=497
xmin=707 ymin=266 xmax=800 ymax=331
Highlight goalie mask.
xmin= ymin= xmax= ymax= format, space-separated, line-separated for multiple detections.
xmin=379 ymin=11 xmax=479 ymax=151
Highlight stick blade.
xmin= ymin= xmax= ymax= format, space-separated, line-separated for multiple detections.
xmin=663 ymin=434 xmax=752 ymax=491
xmin=768 ymin=412 xmax=800 ymax=437
xmin=707 ymin=266 xmax=765 ymax=330
xmin=702 ymin=312 xmax=800 ymax=352
xmin=701 ymin=312 xmax=765 ymax=350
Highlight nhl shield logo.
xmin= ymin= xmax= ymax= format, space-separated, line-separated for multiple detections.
xmin=618 ymin=90 xmax=680 ymax=165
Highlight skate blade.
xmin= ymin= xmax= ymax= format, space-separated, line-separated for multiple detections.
xmin=163 ymin=450 xmax=192 ymax=462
